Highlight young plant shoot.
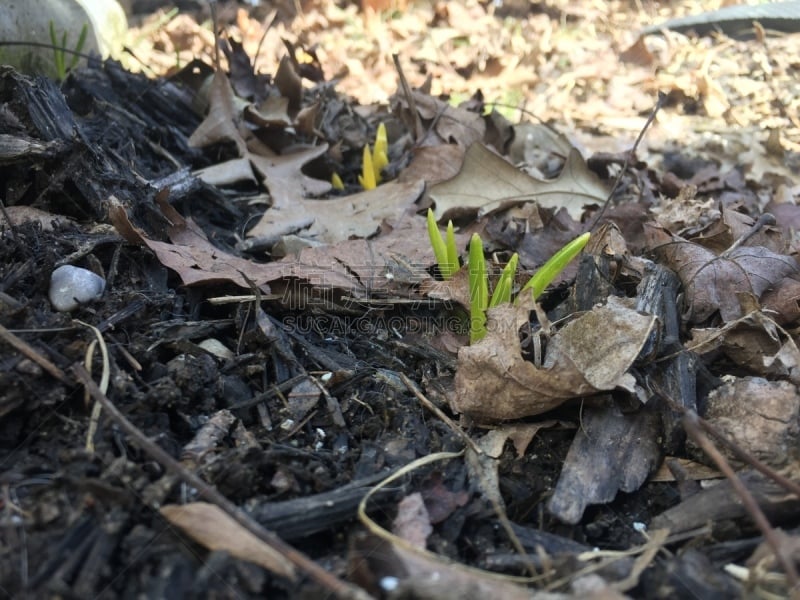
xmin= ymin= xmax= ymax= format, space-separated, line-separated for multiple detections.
xmin=359 ymin=123 xmax=389 ymax=190
xmin=426 ymin=211 xmax=590 ymax=343
xmin=520 ymin=232 xmax=590 ymax=301
xmin=372 ymin=122 xmax=388 ymax=181
xmin=471 ymin=232 xmax=590 ymax=343
xmin=468 ymin=233 xmax=488 ymax=343
xmin=358 ymin=145 xmax=376 ymax=190
xmin=426 ymin=208 xmax=459 ymax=280
xmin=489 ymin=253 xmax=518 ymax=308
xmin=49 ymin=21 xmax=88 ymax=80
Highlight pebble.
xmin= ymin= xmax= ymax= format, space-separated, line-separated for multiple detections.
xmin=49 ymin=265 xmax=106 ymax=312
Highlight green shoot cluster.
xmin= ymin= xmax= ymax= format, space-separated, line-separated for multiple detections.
xmin=333 ymin=123 xmax=389 ymax=191
xmin=49 ymin=21 xmax=88 ymax=81
xmin=427 ymin=208 xmax=590 ymax=343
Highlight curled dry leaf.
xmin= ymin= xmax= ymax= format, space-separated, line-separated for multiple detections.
xmin=452 ymin=297 xmax=655 ymax=421
xmin=691 ymin=310 xmax=800 ymax=384
xmin=645 ymin=222 xmax=799 ymax=323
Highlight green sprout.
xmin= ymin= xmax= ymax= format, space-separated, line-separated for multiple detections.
xmin=426 ymin=208 xmax=459 ymax=279
xmin=358 ymin=145 xmax=376 ymax=190
xmin=358 ymin=122 xmax=389 ymax=190
xmin=489 ymin=253 xmax=518 ymax=308
xmin=426 ymin=210 xmax=590 ymax=343
xmin=469 ymin=232 xmax=590 ymax=343
xmin=520 ymin=232 xmax=591 ymax=301
xmin=468 ymin=233 xmax=489 ymax=344
xmin=49 ymin=21 xmax=88 ymax=80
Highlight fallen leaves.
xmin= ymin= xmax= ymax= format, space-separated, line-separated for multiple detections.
xmin=429 ymin=142 xmax=608 ymax=222
xmin=160 ymin=502 xmax=296 ymax=578
xmin=548 ymin=402 xmax=662 ymax=524
xmin=245 ymin=179 xmax=425 ymax=244
xmin=451 ymin=297 xmax=656 ymax=421
xmin=645 ymin=222 xmax=799 ymax=323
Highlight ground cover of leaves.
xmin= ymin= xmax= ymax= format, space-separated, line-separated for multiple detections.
xmin=2 ymin=0 xmax=800 ymax=598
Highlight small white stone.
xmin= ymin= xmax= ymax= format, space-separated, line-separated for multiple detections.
xmin=379 ymin=577 xmax=399 ymax=592
xmin=49 ymin=265 xmax=106 ymax=312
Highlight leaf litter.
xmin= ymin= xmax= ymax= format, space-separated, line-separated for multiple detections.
xmin=2 ymin=0 xmax=800 ymax=598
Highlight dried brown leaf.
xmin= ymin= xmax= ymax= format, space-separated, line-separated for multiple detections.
xmin=698 ymin=376 xmax=800 ymax=468
xmin=245 ymin=96 xmax=292 ymax=128
xmin=111 ymin=195 xmax=435 ymax=297
xmin=429 ymin=143 xmax=607 ymax=222
xmin=689 ymin=206 xmax=787 ymax=255
xmin=452 ymin=298 xmax=655 ymax=421
xmin=247 ymin=180 xmax=424 ymax=244
xmin=420 ymin=474 xmax=469 ymax=524
xmin=188 ymin=71 xmax=247 ymax=155
xmin=108 ymin=197 xmax=283 ymax=288
xmin=160 ymin=502 xmax=296 ymax=579
xmin=548 ymin=403 xmax=661 ymax=524
xmin=274 ymin=55 xmax=302 ymax=115
xmin=194 ymin=156 xmax=255 ymax=187
xmin=762 ymin=277 xmax=800 ymax=324
xmin=646 ymin=223 xmax=799 ymax=322
xmin=398 ymin=144 xmax=465 ymax=186
xmin=393 ymin=89 xmax=485 ymax=148
xmin=691 ymin=311 xmax=800 ymax=384
xmin=247 ymin=141 xmax=332 ymax=211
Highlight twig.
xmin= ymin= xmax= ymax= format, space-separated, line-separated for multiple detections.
xmin=74 ymin=319 xmax=110 ymax=453
xmin=392 ymin=54 xmax=424 ymax=142
xmin=0 ymin=323 xmax=69 ymax=384
xmin=71 ymin=363 xmax=374 ymax=600
xmin=588 ymin=91 xmax=665 ymax=231
xmin=400 ymin=372 xmax=481 ymax=455
xmin=722 ymin=212 xmax=777 ymax=256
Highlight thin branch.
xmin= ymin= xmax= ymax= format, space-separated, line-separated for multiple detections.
xmin=0 ymin=324 xmax=69 ymax=384
xmin=589 ymin=91 xmax=665 ymax=231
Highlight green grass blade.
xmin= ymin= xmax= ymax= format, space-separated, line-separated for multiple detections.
xmin=441 ymin=220 xmax=458 ymax=279
xmin=427 ymin=208 xmax=450 ymax=279
xmin=489 ymin=253 xmax=518 ymax=308
xmin=522 ymin=232 xmax=590 ymax=300
xmin=69 ymin=23 xmax=89 ymax=70
xmin=469 ymin=233 xmax=488 ymax=343
xmin=49 ymin=21 xmax=65 ymax=80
